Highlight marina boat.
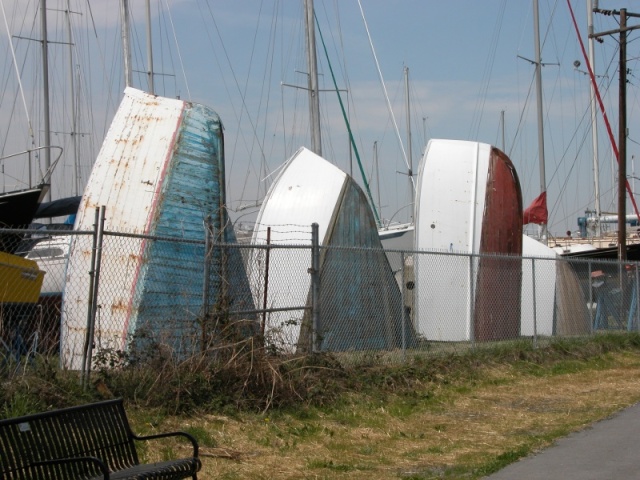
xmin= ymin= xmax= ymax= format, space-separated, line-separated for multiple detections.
xmin=24 ymin=234 xmax=71 ymax=297
xmin=61 ymin=88 xmax=255 ymax=369
xmin=413 ymin=139 xmax=523 ymax=342
xmin=250 ymin=147 xmax=415 ymax=353
xmin=521 ymin=235 xmax=590 ymax=338
xmin=0 ymin=251 xmax=44 ymax=316
xmin=0 ymin=153 xmax=53 ymax=356
xmin=0 ymin=185 xmax=49 ymax=255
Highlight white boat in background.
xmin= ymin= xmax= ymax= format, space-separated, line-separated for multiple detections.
xmin=378 ymin=222 xmax=415 ymax=251
xmin=24 ymin=235 xmax=70 ymax=296
xmin=413 ymin=139 xmax=523 ymax=342
xmin=250 ymin=147 xmax=414 ymax=353
xmin=61 ymin=88 xmax=254 ymax=369
xmin=521 ymin=235 xmax=556 ymax=336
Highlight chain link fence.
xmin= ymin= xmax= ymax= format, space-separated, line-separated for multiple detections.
xmin=2 ymin=224 xmax=640 ymax=370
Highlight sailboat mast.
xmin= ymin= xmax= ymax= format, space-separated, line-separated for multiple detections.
xmin=304 ymin=0 xmax=322 ymax=156
xmin=374 ymin=141 xmax=381 ymax=216
xmin=121 ymin=0 xmax=133 ymax=88
xmin=41 ymin=0 xmax=51 ymax=201
xmin=66 ymin=0 xmax=79 ymax=196
xmin=145 ymin=0 xmax=154 ymax=94
xmin=533 ymin=0 xmax=547 ymax=242
xmin=587 ymin=0 xmax=601 ymax=236
xmin=404 ymin=66 xmax=414 ymax=222
xmin=501 ymin=110 xmax=506 ymax=152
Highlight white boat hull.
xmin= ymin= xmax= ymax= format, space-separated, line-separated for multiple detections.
xmin=414 ymin=139 xmax=523 ymax=342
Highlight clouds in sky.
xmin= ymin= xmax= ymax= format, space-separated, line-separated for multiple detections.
xmin=1 ymin=0 xmax=638 ymax=233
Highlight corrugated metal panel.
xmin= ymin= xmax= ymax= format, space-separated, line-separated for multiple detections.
xmin=61 ymin=88 xmax=253 ymax=369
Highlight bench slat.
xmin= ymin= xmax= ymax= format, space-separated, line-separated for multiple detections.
xmin=0 ymin=399 xmax=200 ymax=480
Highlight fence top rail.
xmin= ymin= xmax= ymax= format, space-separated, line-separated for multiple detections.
xmin=3 ymin=226 xmax=640 ymax=267
xmin=0 ymin=227 xmax=93 ymax=236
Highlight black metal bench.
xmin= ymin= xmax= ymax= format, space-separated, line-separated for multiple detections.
xmin=0 ymin=398 xmax=201 ymax=479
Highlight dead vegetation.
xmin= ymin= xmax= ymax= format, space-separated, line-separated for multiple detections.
xmin=3 ymin=333 xmax=640 ymax=478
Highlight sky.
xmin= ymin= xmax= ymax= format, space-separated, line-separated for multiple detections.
xmin=1 ymin=0 xmax=640 ymax=237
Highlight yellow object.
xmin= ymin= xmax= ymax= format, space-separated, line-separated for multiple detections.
xmin=0 ymin=251 xmax=45 ymax=304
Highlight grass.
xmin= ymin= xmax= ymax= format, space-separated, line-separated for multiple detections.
xmin=131 ymin=334 xmax=640 ymax=478
xmin=4 ymin=333 xmax=640 ymax=478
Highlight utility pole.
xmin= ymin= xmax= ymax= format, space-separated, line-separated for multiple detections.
xmin=591 ymin=7 xmax=640 ymax=261
xmin=619 ymin=8 xmax=628 ymax=261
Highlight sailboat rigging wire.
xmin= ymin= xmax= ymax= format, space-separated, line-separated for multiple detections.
xmin=508 ymin=71 xmax=535 ymax=157
xmin=468 ymin=0 xmax=506 ymax=141
xmin=566 ymin=0 xmax=640 ymax=222
xmin=1 ymin=0 xmax=35 ymax=146
xmin=356 ymin=0 xmax=412 ymax=187
xmin=199 ymin=1 xmax=269 ymax=194
xmin=332 ymin=0 xmax=360 ymax=175
xmin=314 ymin=11 xmax=380 ymax=227
xmin=163 ymin=0 xmax=190 ymax=101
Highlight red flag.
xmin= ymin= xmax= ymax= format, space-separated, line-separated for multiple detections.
xmin=523 ymin=191 xmax=548 ymax=225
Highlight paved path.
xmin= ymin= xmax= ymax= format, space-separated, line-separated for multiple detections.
xmin=484 ymin=402 xmax=640 ymax=479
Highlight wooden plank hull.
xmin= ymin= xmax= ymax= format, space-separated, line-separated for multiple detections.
xmin=61 ymin=88 xmax=254 ymax=369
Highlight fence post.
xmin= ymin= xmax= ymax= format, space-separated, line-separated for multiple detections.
xmin=202 ymin=216 xmax=212 ymax=351
xmin=635 ymin=264 xmax=640 ymax=332
xmin=469 ymin=253 xmax=476 ymax=348
xmin=81 ymin=208 xmax=100 ymax=387
xmin=311 ymin=223 xmax=320 ymax=352
xmin=400 ymin=251 xmax=406 ymax=361
xmin=82 ymin=206 xmax=105 ymax=389
xmin=588 ymin=260 xmax=593 ymax=334
xmin=532 ymin=258 xmax=537 ymax=348
xmin=261 ymin=227 xmax=271 ymax=338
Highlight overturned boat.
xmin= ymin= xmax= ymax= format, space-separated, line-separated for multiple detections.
xmin=250 ymin=147 xmax=415 ymax=353
xmin=61 ymin=88 xmax=254 ymax=369
xmin=414 ymin=139 xmax=523 ymax=342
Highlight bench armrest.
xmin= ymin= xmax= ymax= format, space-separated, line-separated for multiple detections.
xmin=132 ymin=430 xmax=199 ymax=458
xmin=33 ymin=455 xmax=110 ymax=479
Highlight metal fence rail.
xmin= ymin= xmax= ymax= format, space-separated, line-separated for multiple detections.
xmin=1 ymin=224 xmax=640 ymax=371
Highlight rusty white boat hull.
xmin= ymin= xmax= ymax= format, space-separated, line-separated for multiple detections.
xmin=61 ymin=88 xmax=254 ymax=369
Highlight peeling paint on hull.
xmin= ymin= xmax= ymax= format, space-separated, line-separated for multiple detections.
xmin=61 ymin=88 xmax=254 ymax=369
